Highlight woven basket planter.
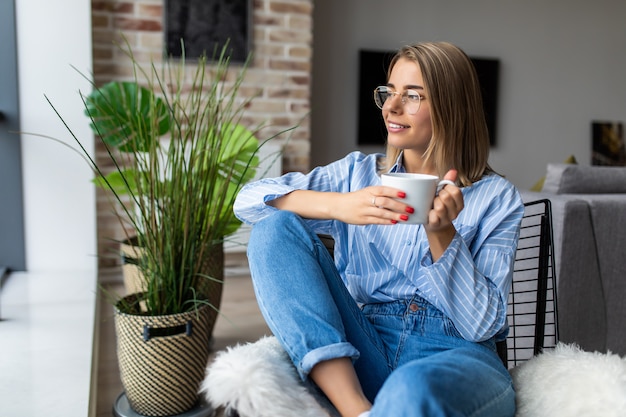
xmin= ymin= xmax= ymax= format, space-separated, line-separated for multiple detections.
xmin=114 ymin=294 xmax=213 ymax=416
xmin=120 ymin=240 xmax=224 ymax=338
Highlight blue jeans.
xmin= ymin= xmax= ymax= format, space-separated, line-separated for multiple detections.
xmin=247 ymin=211 xmax=515 ymax=417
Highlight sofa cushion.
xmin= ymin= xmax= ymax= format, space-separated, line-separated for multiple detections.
xmin=583 ymin=197 xmax=626 ymax=354
xmin=530 ymin=155 xmax=577 ymax=192
xmin=542 ymin=164 xmax=626 ymax=194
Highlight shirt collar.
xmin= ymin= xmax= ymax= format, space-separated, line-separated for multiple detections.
xmin=389 ymin=151 xmax=406 ymax=173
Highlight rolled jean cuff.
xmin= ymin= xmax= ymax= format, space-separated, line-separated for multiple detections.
xmin=299 ymin=342 xmax=360 ymax=380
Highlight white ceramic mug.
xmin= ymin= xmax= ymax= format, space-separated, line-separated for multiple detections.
xmin=380 ymin=173 xmax=456 ymax=224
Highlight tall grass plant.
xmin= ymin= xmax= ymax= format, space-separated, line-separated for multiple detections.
xmin=48 ymin=42 xmax=287 ymax=316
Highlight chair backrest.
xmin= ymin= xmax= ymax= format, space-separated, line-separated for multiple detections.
xmin=498 ymin=199 xmax=559 ymax=369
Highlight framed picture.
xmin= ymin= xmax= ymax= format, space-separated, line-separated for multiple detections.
xmin=165 ymin=0 xmax=251 ymax=62
xmin=592 ymin=121 xmax=625 ymax=166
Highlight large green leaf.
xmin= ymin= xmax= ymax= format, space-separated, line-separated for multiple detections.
xmin=92 ymin=168 xmax=138 ymax=196
xmin=216 ymin=123 xmax=259 ymax=185
xmin=85 ymin=82 xmax=170 ymax=152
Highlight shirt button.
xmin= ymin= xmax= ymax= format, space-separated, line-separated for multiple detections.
xmin=409 ymin=304 xmax=419 ymax=312
xmin=406 ymin=240 xmax=412 ymax=246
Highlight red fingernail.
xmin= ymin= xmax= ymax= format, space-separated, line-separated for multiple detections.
xmin=397 ymin=191 xmax=406 ymax=198
xmin=405 ymin=206 xmax=414 ymax=214
xmin=400 ymin=214 xmax=409 ymax=221
xmin=391 ymin=220 xmax=398 ymax=224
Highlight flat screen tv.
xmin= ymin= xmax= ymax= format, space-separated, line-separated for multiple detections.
xmin=357 ymin=49 xmax=500 ymax=146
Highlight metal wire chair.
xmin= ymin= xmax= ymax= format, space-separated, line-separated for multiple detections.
xmin=497 ymin=199 xmax=559 ymax=369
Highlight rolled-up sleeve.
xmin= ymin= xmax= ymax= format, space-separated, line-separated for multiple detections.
xmin=234 ymin=151 xmax=378 ymax=227
xmin=233 ymin=178 xmax=296 ymax=225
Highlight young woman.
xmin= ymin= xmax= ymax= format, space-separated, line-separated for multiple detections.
xmin=234 ymin=42 xmax=523 ymax=417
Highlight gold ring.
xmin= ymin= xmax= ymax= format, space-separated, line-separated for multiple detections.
xmin=372 ymin=196 xmax=377 ymax=206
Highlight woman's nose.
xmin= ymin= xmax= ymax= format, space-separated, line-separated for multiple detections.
xmin=386 ymin=93 xmax=403 ymax=113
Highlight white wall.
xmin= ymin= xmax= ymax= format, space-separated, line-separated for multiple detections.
xmin=312 ymin=0 xmax=626 ymax=189
xmin=16 ymin=1 xmax=96 ymax=271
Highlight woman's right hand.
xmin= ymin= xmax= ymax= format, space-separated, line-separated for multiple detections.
xmin=330 ymin=186 xmax=414 ymax=225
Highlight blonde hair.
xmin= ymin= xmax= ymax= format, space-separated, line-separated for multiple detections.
xmin=381 ymin=42 xmax=494 ymax=186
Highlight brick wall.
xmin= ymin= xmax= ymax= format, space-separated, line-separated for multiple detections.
xmin=91 ymin=0 xmax=313 ymax=270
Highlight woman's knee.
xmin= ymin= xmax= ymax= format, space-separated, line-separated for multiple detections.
xmin=248 ymin=211 xmax=305 ymax=252
xmin=373 ymin=355 xmax=515 ymax=417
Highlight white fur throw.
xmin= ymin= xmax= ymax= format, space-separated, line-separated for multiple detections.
xmin=511 ymin=343 xmax=626 ymax=417
xmin=202 ymin=337 xmax=626 ymax=417
xmin=200 ymin=336 xmax=336 ymax=417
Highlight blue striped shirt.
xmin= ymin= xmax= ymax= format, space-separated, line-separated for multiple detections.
xmin=234 ymin=151 xmax=524 ymax=342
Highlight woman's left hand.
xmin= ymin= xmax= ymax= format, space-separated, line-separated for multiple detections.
xmin=426 ymin=169 xmax=464 ymax=231
xmin=425 ymin=170 xmax=464 ymax=260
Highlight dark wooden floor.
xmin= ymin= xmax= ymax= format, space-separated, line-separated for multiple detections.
xmin=95 ymin=253 xmax=271 ymax=417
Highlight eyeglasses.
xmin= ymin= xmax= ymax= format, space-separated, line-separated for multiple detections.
xmin=373 ymin=86 xmax=424 ymax=114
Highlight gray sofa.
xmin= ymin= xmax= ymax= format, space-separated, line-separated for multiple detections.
xmin=520 ymin=163 xmax=626 ymax=356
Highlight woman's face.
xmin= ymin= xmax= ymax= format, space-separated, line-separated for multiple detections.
xmin=383 ymin=57 xmax=433 ymax=156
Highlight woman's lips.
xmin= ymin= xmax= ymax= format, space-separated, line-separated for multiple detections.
xmin=388 ymin=121 xmax=409 ymax=132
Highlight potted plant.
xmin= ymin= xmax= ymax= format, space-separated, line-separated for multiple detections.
xmin=84 ymin=76 xmax=255 ymax=305
xmin=46 ymin=42 xmax=287 ymax=416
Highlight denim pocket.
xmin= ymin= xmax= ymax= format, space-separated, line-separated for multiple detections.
xmin=441 ymin=315 xmax=464 ymax=338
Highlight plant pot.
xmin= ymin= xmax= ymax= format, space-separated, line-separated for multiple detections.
xmin=114 ymin=293 xmax=213 ymax=416
xmin=120 ymin=239 xmax=224 ymax=338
